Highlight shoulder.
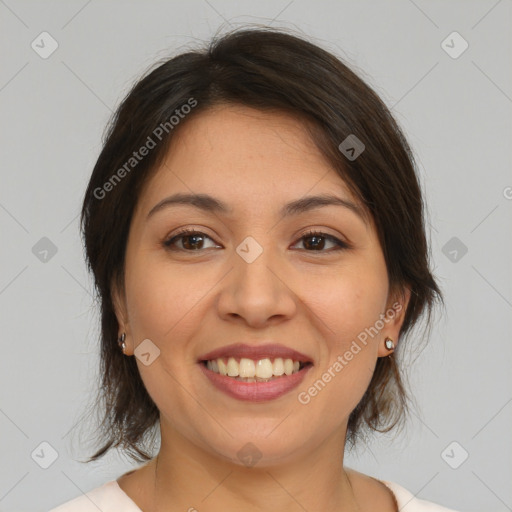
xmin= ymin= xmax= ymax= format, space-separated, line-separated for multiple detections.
xmin=48 ymin=476 xmax=460 ymax=512
xmin=48 ymin=480 xmax=141 ymax=512
xmin=345 ymin=469 xmax=460 ymax=512
xmin=381 ymin=480 xmax=461 ymax=512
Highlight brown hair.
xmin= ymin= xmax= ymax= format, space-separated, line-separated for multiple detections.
xmin=78 ymin=26 xmax=442 ymax=463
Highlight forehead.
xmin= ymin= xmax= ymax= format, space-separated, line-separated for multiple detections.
xmin=168 ymin=105 xmax=333 ymax=172
xmin=138 ymin=104 xmax=363 ymax=218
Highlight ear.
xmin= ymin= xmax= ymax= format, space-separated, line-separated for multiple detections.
xmin=111 ymin=275 xmax=132 ymax=355
xmin=377 ymin=286 xmax=411 ymax=358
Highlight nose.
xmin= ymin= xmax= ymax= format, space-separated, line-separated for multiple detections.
xmin=216 ymin=240 xmax=297 ymax=328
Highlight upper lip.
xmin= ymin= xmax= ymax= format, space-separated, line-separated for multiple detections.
xmin=198 ymin=343 xmax=313 ymax=364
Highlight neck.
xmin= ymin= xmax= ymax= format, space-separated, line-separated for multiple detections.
xmin=147 ymin=420 xmax=361 ymax=512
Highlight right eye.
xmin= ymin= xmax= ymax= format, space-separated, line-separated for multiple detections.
xmin=163 ymin=229 xmax=220 ymax=251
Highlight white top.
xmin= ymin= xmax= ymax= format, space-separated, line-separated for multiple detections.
xmin=48 ymin=479 xmax=460 ymax=511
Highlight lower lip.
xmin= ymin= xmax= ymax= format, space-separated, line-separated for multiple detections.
xmin=198 ymin=362 xmax=312 ymax=402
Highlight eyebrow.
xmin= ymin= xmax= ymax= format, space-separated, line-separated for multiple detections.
xmin=147 ymin=192 xmax=367 ymax=223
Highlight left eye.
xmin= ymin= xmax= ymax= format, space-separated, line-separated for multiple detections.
xmin=294 ymin=230 xmax=348 ymax=251
xmin=163 ymin=229 xmax=348 ymax=252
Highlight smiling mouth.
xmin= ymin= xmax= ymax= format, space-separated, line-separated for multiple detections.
xmin=200 ymin=357 xmax=313 ymax=383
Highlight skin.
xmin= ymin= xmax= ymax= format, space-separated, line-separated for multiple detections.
xmin=113 ymin=104 xmax=410 ymax=512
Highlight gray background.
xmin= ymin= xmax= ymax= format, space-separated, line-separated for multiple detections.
xmin=1 ymin=1 xmax=511 ymax=511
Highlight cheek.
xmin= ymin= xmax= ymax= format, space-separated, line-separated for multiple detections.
xmin=298 ymin=260 xmax=387 ymax=409
xmin=122 ymin=252 xmax=209 ymax=415
xmin=124 ymin=251 xmax=212 ymax=341
xmin=306 ymin=262 xmax=388 ymax=345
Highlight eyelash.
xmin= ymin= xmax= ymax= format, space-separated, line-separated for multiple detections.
xmin=162 ymin=228 xmax=350 ymax=254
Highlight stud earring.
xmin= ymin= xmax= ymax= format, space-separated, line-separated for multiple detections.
xmin=118 ymin=333 xmax=126 ymax=353
xmin=384 ymin=337 xmax=395 ymax=354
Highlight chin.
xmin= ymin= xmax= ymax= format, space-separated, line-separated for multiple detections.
xmin=202 ymin=427 xmax=307 ymax=469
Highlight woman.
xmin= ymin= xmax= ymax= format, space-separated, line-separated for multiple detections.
xmin=50 ymin=27 xmax=458 ymax=511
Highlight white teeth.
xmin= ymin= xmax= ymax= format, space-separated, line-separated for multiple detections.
xmin=284 ymin=358 xmax=294 ymax=376
xmin=206 ymin=356 xmax=305 ymax=379
xmin=255 ymin=358 xmax=273 ymax=379
xmin=217 ymin=358 xmax=228 ymax=376
xmin=227 ymin=357 xmax=239 ymax=377
xmin=272 ymin=357 xmax=284 ymax=376
xmin=239 ymin=358 xmax=256 ymax=378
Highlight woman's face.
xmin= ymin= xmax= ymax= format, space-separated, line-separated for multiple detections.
xmin=114 ymin=104 xmax=407 ymax=466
